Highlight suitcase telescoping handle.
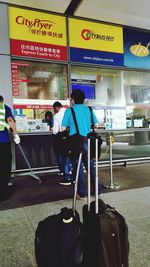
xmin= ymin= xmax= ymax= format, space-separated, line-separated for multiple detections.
xmin=72 ymin=152 xmax=83 ymax=214
xmin=87 ymin=136 xmax=99 ymax=214
xmin=71 ymin=107 xmax=83 ymax=214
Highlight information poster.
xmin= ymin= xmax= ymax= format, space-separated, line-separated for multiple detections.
xmin=105 ymin=108 xmax=126 ymax=130
xmin=93 ymin=107 xmax=105 ymax=128
xmin=9 ymin=7 xmax=67 ymax=61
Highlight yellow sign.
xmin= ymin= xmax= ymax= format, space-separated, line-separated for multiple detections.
xmin=9 ymin=7 xmax=67 ymax=46
xmin=69 ymin=18 xmax=123 ymax=53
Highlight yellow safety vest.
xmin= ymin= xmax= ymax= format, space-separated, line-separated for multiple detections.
xmin=0 ymin=103 xmax=6 ymax=131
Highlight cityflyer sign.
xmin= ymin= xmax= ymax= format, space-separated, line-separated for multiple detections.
xmin=9 ymin=7 xmax=67 ymax=61
xmin=69 ymin=18 xmax=123 ymax=66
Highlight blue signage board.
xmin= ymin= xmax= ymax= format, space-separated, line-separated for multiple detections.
xmin=70 ymin=48 xmax=124 ymax=66
xmin=124 ymin=28 xmax=150 ymax=69
xmin=69 ymin=18 xmax=124 ymax=67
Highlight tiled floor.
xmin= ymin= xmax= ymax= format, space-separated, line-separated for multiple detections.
xmin=0 ymin=164 xmax=150 ymax=267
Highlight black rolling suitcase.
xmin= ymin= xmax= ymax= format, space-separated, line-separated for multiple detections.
xmin=82 ymin=135 xmax=129 ymax=267
xmin=35 ymin=153 xmax=83 ymax=267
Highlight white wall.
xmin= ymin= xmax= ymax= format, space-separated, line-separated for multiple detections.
xmin=0 ymin=4 xmax=12 ymax=108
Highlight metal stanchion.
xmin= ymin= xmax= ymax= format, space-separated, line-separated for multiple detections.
xmin=105 ymin=133 xmax=120 ymax=190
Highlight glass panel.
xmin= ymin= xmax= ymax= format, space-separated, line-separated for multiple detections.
xmin=124 ymin=70 xmax=150 ymax=104
xmin=124 ymin=70 xmax=150 ymax=129
xmin=11 ymin=60 xmax=68 ymax=132
xmin=71 ymin=65 xmax=124 ymax=106
xmin=71 ymin=65 xmax=127 ymax=130
xmin=71 ymin=66 xmax=150 ymax=130
xmin=12 ymin=60 xmax=68 ymax=100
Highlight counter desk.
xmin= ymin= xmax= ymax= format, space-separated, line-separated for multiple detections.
xmin=11 ymin=131 xmax=58 ymax=175
xmin=11 ymin=128 xmax=150 ymax=176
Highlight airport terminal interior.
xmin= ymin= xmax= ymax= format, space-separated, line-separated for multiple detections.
xmin=0 ymin=0 xmax=150 ymax=266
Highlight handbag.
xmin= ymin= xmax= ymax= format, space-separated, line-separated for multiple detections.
xmin=68 ymin=107 xmax=84 ymax=160
xmin=54 ymin=108 xmax=84 ymax=159
xmin=54 ymin=129 xmax=70 ymax=156
xmin=88 ymin=107 xmax=103 ymax=159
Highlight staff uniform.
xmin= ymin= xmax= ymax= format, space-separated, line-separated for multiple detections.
xmin=0 ymin=103 xmax=13 ymax=200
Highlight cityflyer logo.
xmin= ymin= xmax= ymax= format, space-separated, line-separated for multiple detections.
xmin=16 ymin=16 xmax=56 ymax=31
xmin=15 ymin=16 xmax=64 ymax=38
xmin=81 ymin=28 xmax=114 ymax=42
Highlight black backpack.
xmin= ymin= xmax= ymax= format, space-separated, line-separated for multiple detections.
xmin=35 ymin=208 xmax=83 ymax=267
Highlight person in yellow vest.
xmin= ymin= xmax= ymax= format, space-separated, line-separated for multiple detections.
xmin=0 ymin=95 xmax=20 ymax=201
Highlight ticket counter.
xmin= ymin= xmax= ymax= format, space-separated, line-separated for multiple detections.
xmin=11 ymin=132 xmax=57 ymax=174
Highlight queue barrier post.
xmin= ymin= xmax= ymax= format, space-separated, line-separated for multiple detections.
xmin=105 ymin=133 xmax=120 ymax=190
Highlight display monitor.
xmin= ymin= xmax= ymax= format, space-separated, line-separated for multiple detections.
xmin=71 ymin=83 xmax=95 ymax=99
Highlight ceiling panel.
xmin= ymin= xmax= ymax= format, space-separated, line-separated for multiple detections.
xmin=1 ymin=0 xmax=150 ymax=31
xmin=75 ymin=0 xmax=150 ymax=30
xmin=1 ymin=0 xmax=71 ymax=13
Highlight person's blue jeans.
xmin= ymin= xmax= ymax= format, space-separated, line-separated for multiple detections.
xmin=71 ymin=139 xmax=103 ymax=197
xmin=56 ymin=153 xmax=71 ymax=181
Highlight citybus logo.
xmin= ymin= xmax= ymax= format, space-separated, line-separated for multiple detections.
xmin=81 ymin=28 xmax=114 ymax=42
xmin=81 ymin=29 xmax=91 ymax=40
xmin=16 ymin=16 xmax=56 ymax=31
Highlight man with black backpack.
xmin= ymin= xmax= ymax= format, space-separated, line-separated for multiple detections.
xmin=62 ymin=89 xmax=104 ymax=200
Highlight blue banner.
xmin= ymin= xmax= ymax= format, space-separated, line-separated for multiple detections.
xmin=70 ymin=48 xmax=124 ymax=66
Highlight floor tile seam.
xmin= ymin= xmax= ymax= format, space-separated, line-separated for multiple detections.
xmin=23 ymin=199 xmax=65 ymax=209
xmin=23 ymin=206 xmax=39 ymax=231
xmin=102 ymin=191 xmax=150 ymax=202
xmin=103 ymin=186 xmax=150 ymax=195
xmin=23 ymin=201 xmax=66 ymax=226
xmin=130 ymin=249 xmax=150 ymax=256
xmin=126 ymin=220 xmax=150 ymax=229
xmin=102 ymin=197 xmax=150 ymax=205
xmin=0 ymin=206 xmax=34 ymax=225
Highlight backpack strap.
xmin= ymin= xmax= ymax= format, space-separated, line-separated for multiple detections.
xmin=88 ymin=106 xmax=95 ymax=132
xmin=70 ymin=107 xmax=80 ymax=135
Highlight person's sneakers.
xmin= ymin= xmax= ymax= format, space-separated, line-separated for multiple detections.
xmin=76 ymin=193 xmax=87 ymax=200
xmin=8 ymin=181 xmax=14 ymax=186
xmin=58 ymin=179 xmax=72 ymax=185
xmin=58 ymin=172 xmax=63 ymax=176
